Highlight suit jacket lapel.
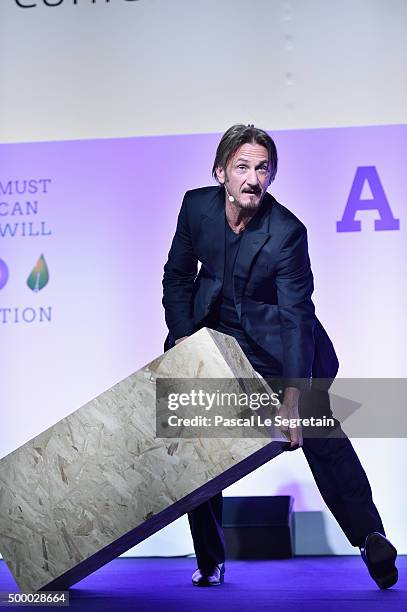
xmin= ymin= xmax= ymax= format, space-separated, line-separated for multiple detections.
xmin=200 ymin=188 xmax=226 ymax=282
xmin=233 ymin=194 xmax=272 ymax=319
xmin=199 ymin=188 xmax=273 ymax=319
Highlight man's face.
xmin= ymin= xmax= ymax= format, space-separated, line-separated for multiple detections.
xmin=216 ymin=142 xmax=271 ymax=211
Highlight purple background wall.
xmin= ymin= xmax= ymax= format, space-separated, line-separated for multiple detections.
xmin=0 ymin=124 xmax=406 ymax=552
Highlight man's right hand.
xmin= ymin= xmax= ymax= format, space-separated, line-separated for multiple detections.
xmin=175 ymin=336 xmax=189 ymax=345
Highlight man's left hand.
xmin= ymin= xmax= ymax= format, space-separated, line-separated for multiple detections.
xmin=278 ymin=387 xmax=303 ymax=450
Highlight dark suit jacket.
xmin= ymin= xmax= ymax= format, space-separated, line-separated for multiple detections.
xmin=162 ymin=186 xmax=339 ymax=387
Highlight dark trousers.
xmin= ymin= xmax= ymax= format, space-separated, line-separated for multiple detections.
xmin=188 ymin=396 xmax=385 ymax=570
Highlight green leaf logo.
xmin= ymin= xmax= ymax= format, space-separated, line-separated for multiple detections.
xmin=27 ymin=254 xmax=49 ymax=292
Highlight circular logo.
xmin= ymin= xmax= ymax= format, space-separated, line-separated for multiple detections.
xmin=0 ymin=259 xmax=9 ymax=289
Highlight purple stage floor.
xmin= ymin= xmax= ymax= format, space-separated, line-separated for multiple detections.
xmin=0 ymin=557 xmax=406 ymax=611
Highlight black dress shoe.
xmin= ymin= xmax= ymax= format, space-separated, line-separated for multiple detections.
xmin=361 ymin=532 xmax=398 ymax=589
xmin=191 ymin=563 xmax=225 ymax=586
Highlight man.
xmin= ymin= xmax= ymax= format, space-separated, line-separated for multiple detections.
xmin=162 ymin=124 xmax=397 ymax=589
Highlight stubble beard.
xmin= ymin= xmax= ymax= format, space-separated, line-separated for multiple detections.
xmin=233 ymin=193 xmax=263 ymax=211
